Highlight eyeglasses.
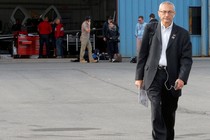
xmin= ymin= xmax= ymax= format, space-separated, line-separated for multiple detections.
xmin=159 ymin=10 xmax=174 ymax=15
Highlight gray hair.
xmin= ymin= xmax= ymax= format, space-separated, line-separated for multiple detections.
xmin=159 ymin=1 xmax=175 ymax=11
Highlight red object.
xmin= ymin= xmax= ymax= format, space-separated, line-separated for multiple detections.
xmin=17 ymin=36 xmax=46 ymax=55
xmin=55 ymin=23 xmax=64 ymax=39
xmin=13 ymin=31 xmax=28 ymax=37
xmin=38 ymin=21 xmax=52 ymax=35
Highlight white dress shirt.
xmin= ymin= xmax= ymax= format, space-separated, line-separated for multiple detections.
xmin=159 ymin=22 xmax=173 ymax=66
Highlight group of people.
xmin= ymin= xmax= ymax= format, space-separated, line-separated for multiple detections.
xmin=12 ymin=12 xmax=120 ymax=62
xmin=37 ymin=15 xmax=120 ymax=63
xmin=135 ymin=13 xmax=158 ymax=56
xmin=79 ymin=15 xmax=120 ymax=63
xmin=37 ymin=17 xmax=64 ymax=58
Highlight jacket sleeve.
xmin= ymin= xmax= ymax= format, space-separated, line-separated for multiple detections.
xmin=135 ymin=24 xmax=151 ymax=80
xmin=54 ymin=26 xmax=58 ymax=38
xmin=55 ymin=25 xmax=61 ymax=38
xmin=178 ymin=31 xmax=193 ymax=84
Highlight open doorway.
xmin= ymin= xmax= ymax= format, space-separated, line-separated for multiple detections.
xmin=0 ymin=0 xmax=117 ymax=56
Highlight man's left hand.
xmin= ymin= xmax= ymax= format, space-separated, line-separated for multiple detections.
xmin=175 ymin=79 xmax=184 ymax=90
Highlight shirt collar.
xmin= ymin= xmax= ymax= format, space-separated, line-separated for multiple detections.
xmin=161 ymin=22 xmax=173 ymax=30
xmin=138 ymin=22 xmax=145 ymax=25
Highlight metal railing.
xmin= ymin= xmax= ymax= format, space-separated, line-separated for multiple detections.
xmin=66 ymin=33 xmax=95 ymax=53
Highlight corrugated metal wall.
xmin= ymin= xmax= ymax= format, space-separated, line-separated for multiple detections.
xmin=118 ymin=0 xmax=205 ymax=57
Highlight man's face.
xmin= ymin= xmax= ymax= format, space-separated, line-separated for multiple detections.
xmin=158 ymin=3 xmax=175 ymax=26
xmin=86 ymin=19 xmax=91 ymax=24
xmin=138 ymin=18 xmax=143 ymax=24
xmin=109 ymin=22 xmax=114 ymax=28
xmin=56 ymin=19 xmax=60 ymax=24
xmin=45 ymin=17 xmax=48 ymax=22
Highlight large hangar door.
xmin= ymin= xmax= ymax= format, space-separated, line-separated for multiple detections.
xmin=55 ymin=0 xmax=117 ymax=53
xmin=0 ymin=0 xmax=117 ymax=54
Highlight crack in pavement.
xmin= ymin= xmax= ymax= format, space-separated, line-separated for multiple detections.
xmin=72 ymin=68 xmax=210 ymax=117
xmin=72 ymin=68 xmax=137 ymax=94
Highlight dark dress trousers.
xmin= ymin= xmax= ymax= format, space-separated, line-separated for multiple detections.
xmin=135 ymin=22 xmax=192 ymax=140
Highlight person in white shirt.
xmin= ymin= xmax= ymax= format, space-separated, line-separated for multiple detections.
xmin=135 ymin=16 xmax=147 ymax=55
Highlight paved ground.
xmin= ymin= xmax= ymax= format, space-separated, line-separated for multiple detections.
xmin=0 ymin=58 xmax=210 ymax=140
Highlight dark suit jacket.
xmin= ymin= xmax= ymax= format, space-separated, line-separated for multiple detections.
xmin=149 ymin=18 xmax=158 ymax=23
xmin=135 ymin=22 xmax=193 ymax=97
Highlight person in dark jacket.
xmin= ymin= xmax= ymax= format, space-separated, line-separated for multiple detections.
xmin=135 ymin=2 xmax=192 ymax=140
xmin=102 ymin=16 xmax=113 ymax=42
xmin=149 ymin=13 xmax=159 ymax=23
xmin=102 ymin=16 xmax=113 ymax=54
xmin=12 ymin=19 xmax=22 ymax=32
xmin=106 ymin=21 xmax=120 ymax=62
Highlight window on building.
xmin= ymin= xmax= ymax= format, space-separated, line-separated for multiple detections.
xmin=189 ymin=7 xmax=201 ymax=35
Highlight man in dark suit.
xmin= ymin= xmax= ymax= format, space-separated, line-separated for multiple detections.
xmin=135 ymin=1 xmax=192 ymax=140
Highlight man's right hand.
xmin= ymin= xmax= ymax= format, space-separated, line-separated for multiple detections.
xmin=103 ymin=37 xmax=106 ymax=41
xmin=135 ymin=80 xmax=143 ymax=89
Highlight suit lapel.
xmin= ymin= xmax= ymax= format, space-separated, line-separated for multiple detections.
xmin=155 ymin=23 xmax=162 ymax=45
xmin=167 ymin=23 xmax=178 ymax=50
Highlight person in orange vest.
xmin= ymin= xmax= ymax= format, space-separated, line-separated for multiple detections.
xmin=37 ymin=16 xmax=52 ymax=58
xmin=54 ymin=18 xmax=64 ymax=58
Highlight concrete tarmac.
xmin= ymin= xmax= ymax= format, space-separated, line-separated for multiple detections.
xmin=0 ymin=58 xmax=209 ymax=140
